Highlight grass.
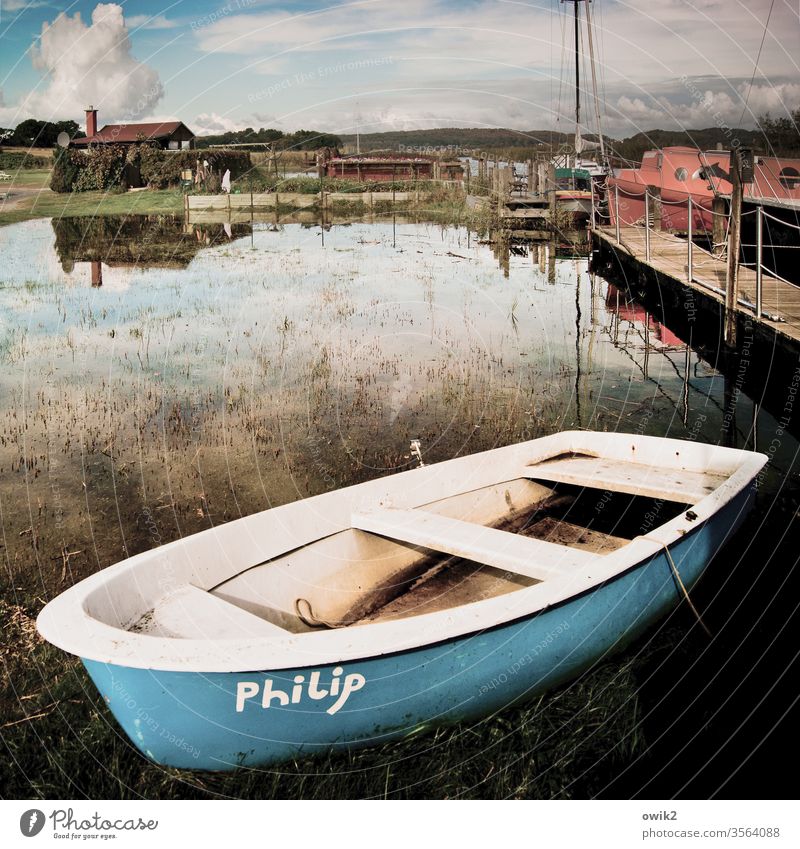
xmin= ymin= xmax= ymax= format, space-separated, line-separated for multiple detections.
xmin=0 ymin=178 xmax=185 ymax=226
xmin=1 ymin=589 xmax=654 ymax=800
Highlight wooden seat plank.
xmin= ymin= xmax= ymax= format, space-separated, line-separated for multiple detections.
xmin=138 ymin=585 xmax=288 ymax=639
xmin=523 ymin=456 xmax=723 ymax=503
xmin=352 ymin=508 xmax=596 ymax=582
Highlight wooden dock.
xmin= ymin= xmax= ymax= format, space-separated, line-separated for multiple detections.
xmin=594 ymin=225 xmax=800 ymax=345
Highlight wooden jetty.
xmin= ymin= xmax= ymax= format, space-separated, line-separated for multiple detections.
xmin=594 ymin=226 xmax=800 ymax=345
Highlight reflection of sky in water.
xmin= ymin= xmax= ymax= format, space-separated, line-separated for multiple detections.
xmin=0 ymin=217 xmax=796 ymax=493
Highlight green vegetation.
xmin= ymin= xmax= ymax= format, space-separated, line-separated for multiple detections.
xmin=0 ymin=186 xmax=184 ymax=227
xmin=196 ymin=127 xmax=342 ymax=151
xmin=0 ymin=150 xmax=51 ymax=170
xmin=758 ymin=107 xmax=800 ymax=156
xmin=49 ymin=145 xmax=252 ymax=193
xmin=338 ymin=127 xmax=573 ymax=152
xmin=1 ymin=117 xmax=84 ymax=148
xmin=234 ymin=171 xmax=452 ymax=194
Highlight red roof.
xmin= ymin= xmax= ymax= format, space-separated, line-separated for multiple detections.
xmin=72 ymin=121 xmax=193 ymax=145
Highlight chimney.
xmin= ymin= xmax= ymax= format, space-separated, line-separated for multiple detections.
xmin=85 ymin=106 xmax=98 ymax=138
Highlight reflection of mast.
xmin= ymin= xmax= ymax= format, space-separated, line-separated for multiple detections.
xmin=574 ymin=266 xmax=582 ymax=427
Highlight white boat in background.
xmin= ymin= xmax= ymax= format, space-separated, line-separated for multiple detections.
xmin=37 ymin=430 xmax=766 ymax=770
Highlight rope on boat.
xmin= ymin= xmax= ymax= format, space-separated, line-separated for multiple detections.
xmin=295 ymin=598 xmax=349 ymax=629
xmin=662 ymin=543 xmax=713 ymax=638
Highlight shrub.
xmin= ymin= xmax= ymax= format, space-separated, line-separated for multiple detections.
xmin=49 ymin=147 xmax=82 ymax=193
xmin=49 ymin=144 xmax=252 ymax=193
xmin=0 ymin=150 xmax=50 ymax=170
xmin=140 ymin=147 xmax=251 ymax=189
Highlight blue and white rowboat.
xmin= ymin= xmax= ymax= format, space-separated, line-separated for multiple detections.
xmin=37 ymin=431 xmax=766 ymax=770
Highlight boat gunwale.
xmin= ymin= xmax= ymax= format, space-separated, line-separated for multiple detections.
xmin=36 ymin=432 xmax=768 ymax=673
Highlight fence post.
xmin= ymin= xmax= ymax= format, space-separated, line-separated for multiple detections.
xmin=615 ymin=185 xmax=620 ymax=243
xmin=687 ymin=195 xmax=693 ymax=282
xmin=756 ymin=204 xmax=763 ymax=319
xmin=645 ymin=188 xmax=651 ymax=263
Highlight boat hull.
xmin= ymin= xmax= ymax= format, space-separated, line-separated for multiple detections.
xmin=82 ymin=485 xmax=753 ymax=770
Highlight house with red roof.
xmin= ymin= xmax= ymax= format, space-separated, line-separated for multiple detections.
xmin=71 ymin=107 xmax=195 ymax=150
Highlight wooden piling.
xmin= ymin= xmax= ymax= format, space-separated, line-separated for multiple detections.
xmin=712 ymin=196 xmax=727 ymax=253
xmin=725 ymin=153 xmax=743 ymax=346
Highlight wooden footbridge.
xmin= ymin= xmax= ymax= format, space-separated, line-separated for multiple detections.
xmin=594 ymin=225 xmax=800 ymax=346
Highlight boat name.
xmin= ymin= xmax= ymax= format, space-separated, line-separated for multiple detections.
xmin=236 ymin=667 xmax=366 ymax=715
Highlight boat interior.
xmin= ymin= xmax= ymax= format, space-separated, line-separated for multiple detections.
xmin=128 ymin=451 xmax=726 ymax=640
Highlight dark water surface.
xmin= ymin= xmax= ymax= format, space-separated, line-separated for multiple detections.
xmin=1 ymin=214 xmax=797 ymax=798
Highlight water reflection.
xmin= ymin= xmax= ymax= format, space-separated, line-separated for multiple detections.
xmin=52 ymin=215 xmax=252 ymax=279
xmin=0 ymin=216 xmax=795 ymax=595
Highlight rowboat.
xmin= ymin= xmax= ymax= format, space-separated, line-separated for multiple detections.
xmin=37 ymin=431 xmax=766 ymax=770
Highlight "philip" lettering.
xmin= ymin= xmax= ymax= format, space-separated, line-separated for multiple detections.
xmin=235 ymin=667 xmax=366 ymax=715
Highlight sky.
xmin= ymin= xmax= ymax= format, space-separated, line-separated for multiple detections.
xmin=0 ymin=0 xmax=798 ymax=139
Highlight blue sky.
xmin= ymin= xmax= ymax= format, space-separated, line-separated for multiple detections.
xmin=1 ymin=1 xmax=798 ymax=137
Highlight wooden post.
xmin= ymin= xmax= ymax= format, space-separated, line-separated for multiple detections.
xmin=725 ymin=151 xmax=743 ymax=346
xmin=712 ymin=195 xmax=726 ymax=254
xmin=547 ymin=162 xmax=556 ymax=221
xmin=649 ymin=186 xmax=662 ymax=232
xmin=529 ymin=161 xmax=539 ymax=196
xmin=538 ymin=162 xmax=548 ymax=201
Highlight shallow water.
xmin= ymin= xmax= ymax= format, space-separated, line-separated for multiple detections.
xmin=0 ymin=214 xmax=796 ymax=589
xmin=1 ymin=213 xmax=798 ymax=797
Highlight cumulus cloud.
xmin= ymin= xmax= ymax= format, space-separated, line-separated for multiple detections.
xmin=192 ymin=112 xmax=246 ymax=135
xmin=20 ymin=4 xmax=164 ymax=123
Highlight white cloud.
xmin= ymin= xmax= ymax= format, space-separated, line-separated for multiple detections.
xmin=192 ymin=112 xmax=244 ymax=135
xmin=15 ymin=3 xmax=164 ymax=124
xmin=125 ymin=14 xmax=179 ymax=31
xmin=3 ymin=0 xmax=49 ymax=12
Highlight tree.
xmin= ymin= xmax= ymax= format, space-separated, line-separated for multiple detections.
xmin=758 ymin=108 xmax=800 ymax=156
xmin=10 ymin=118 xmax=84 ymax=148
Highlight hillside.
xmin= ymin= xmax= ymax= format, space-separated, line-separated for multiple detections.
xmin=337 ymin=126 xmax=773 ymax=159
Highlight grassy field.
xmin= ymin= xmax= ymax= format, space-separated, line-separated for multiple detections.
xmin=1 ymin=166 xmax=185 ymax=226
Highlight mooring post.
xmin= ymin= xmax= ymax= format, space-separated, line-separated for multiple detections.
xmin=644 ymin=188 xmax=651 ymax=263
xmin=687 ymin=194 xmax=693 ymax=282
xmin=725 ymin=150 xmax=743 ymax=346
xmin=756 ymin=203 xmax=763 ymax=320
xmin=547 ymin=162 xmax=556 ymax=221
xmin=614 ymin=185 xmax=620 ymax=243
xmin=529 ymin=161 xmax=539 ymax=197
xmin=712 ymin=195 xmax=726 ymax=254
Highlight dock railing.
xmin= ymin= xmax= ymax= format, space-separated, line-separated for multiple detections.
xmin=602 ymin=183 xmax=800 ymax=323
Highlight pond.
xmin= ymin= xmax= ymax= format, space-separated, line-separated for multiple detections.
xmin=1 ymin=213 xmax=797 ymax=798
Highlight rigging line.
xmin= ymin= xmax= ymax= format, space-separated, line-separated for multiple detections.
xmin=738 ymin=0 xmax=776 ymax=129
xmin=556 ymin=0 xmax=569 ymax=124
xmin=584 ymin=0 xmax=606 ymax=164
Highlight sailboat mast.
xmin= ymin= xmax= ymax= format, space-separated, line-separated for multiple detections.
xmin=574 ymin=0 xmax=580 ymax=150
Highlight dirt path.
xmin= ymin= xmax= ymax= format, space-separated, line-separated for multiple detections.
xmin=0 ymin=185 xmax=52 ymax=212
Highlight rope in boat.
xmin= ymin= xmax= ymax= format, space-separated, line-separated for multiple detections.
xmin=662 ymin=542 xmax=712 ymax=638
xmin=295 ymin=598 xmax=349 ymax=629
